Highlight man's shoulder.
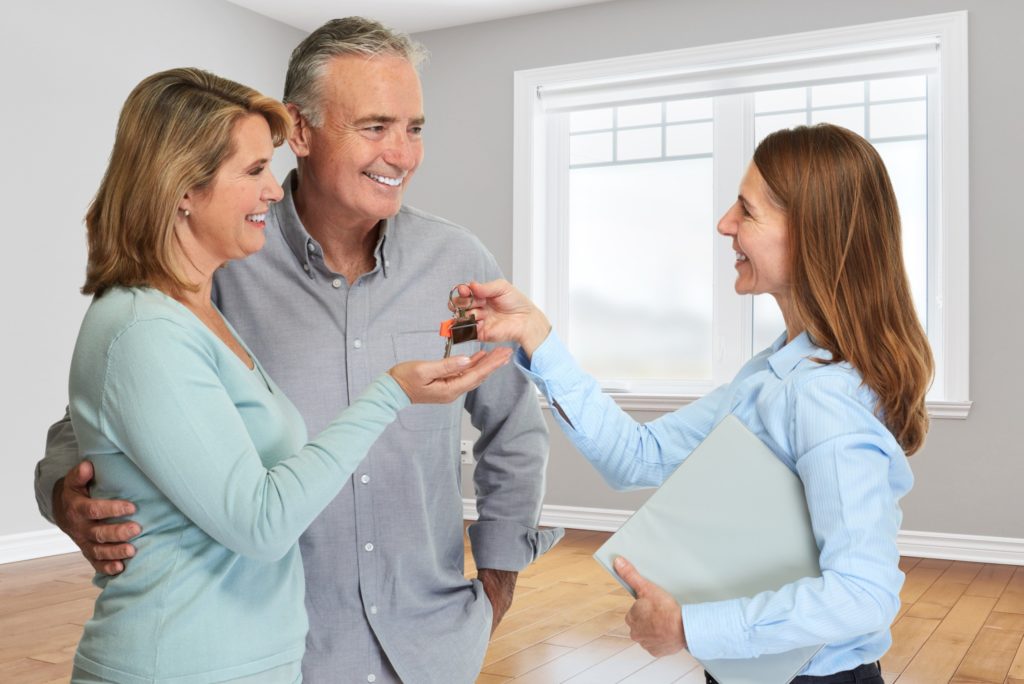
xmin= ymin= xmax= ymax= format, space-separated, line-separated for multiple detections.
xmin=395 ymin=206 xmax=483 ymax=246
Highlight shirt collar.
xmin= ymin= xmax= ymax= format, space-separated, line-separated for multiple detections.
xmin=767 ymin=330 xmax=832 ymax=378
xmin=275 ymin=170 xmax=397 ymax=280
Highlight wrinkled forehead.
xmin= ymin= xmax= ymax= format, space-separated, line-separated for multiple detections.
xmin=318 ymin=53 xmax=423 ymax=115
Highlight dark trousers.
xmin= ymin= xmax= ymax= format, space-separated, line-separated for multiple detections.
xmin=705 ymin=661 xmax=883 ymax=684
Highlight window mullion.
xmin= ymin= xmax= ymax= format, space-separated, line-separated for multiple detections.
xmin=712 ymin=93 xmax=752 ymax=386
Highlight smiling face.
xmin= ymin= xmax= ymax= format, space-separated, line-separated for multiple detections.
xmin=182 ymin=114 xmax=283 ymax=267
xmin=291 ymin=53 xmax=424 ymax=232
xmin=717 ymin=163 xmax=793 ymax=308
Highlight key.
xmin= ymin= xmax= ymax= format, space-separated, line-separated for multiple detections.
xmin=440 ymin=285 xmax=478 ymax=358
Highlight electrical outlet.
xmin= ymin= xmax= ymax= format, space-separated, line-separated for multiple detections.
xmin=460 ymin=440 xmax=474 ymax=465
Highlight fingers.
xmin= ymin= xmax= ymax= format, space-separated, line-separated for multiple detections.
xmin=466 ymin=279 xmax=512 ymax=299
xmin=443 ymin=348 xmax=513 ymax=394
xmin=70 ymin=492 xmax=136 ymax=521
xmin=92 ymin=521 xmax=142 ymax=544
xmin=65 ymin=460 xmax=95 ymax=489
xmin=88 ymin=541 xmax=137 ymax=561
xmin=91 ymin=559 xmax=126 ymax=576
xmin=614 ymin=556 xmax=649 ymax=597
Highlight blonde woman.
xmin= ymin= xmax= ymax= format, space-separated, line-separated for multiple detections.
xmin=68 ymin=68 xmax=508 ymax=683
xmin=459 ymin=125 xmax=933 ymax=683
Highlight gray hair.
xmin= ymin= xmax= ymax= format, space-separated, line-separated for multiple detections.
xmin=284 ymin=16 xmax=428 ymax=128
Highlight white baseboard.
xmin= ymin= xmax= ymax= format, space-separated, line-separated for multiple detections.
xmin=464 ymin=500 xmax=1024 ymax=566
xmin=0 ymin=527 xmax=79 ymax=565
xmin=7 ymin=506 xmax=1021 ymax=567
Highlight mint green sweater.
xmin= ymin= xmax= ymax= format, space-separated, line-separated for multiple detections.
xmin=68 ymin=287 xmax=409 ymax=683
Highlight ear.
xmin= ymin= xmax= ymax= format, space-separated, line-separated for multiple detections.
xmin=286 ymin=103 xmax=311 ymax=159
xmin=178 ymin=191 xmax=193 ymax=217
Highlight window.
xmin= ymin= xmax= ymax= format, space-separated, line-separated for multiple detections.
xmin=513 ymin=12 xmax=970 ymax=416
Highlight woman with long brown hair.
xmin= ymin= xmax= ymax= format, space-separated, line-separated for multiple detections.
xmin=459 ymin=124 xmax=933 ymax=683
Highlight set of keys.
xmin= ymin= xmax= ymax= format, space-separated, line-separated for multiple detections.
xmin=439 ymin=285 xmax=478 ymax=358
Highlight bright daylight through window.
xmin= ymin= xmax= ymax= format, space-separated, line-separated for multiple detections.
xmin=513 ymin=12 xmax=969 ymax=416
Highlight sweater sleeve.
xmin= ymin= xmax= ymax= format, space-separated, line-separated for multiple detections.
xmin=98 ymin=319 xmax=409 ymax=561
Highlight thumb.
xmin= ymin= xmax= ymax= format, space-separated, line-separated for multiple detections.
xmin=67 ymin=460 xmax=95 ymax=490
xmin=613 ymin=556 xmax=650 ymax=596
xmin=467 ymin=279 xmax=509 ymax=300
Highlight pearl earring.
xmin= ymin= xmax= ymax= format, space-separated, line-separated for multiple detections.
xmin=184 ymin=210 xmax=190 ymax=218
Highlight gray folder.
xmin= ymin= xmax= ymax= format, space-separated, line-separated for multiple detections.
xmin=593 ymin=414 xmax=823 ymax=684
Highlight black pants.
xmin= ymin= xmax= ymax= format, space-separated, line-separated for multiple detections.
xmin=705 ymin=661 xmax=883 ymax=684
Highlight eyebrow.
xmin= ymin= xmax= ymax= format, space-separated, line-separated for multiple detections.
xmin=352 ymin=114 xmax=427 ymax=127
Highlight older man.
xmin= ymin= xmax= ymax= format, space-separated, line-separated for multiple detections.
xmin=36 ymin=17 xmax=560 ymax=684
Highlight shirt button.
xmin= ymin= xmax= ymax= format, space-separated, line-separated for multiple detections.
xmin=369 ymin=605 xmax=378 ymax=615
xmin=332 ymin=278 xmax=342 ymax=288
xmin=302 ymin=264 xmax=310 ymax=272
xmin=360 ymin=474 xmax=370 ymax=484
xmin=307 ymin=243 xmax=315 ymax=252
xmin=353 ymin=339 xmax=362 ymax=349
xmin=368 ymin=676 xmax=376 ymax=683
xmin=364 ymin=542 xmax=374 ymax=552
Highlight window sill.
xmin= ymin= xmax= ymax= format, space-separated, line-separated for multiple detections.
xmin=539 ymin=394 xmax=972 ymax=419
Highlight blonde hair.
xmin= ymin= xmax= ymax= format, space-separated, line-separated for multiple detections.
xmin=754 ymin=124 xmax=934 ymax=455
xmin=83 ymin=67 xmax=291 ymax=297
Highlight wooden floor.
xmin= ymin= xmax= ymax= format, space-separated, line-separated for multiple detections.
xmin=1 ymin=529 xmax=1023 ymax=683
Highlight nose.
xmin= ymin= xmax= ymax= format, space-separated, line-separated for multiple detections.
xmin=382 ymin=130 xmax=422 ymax=172
xmin=717 ymin=202 xmax=739 ymax=236
xmin=264 ymin=170 xmax=285 ymax=204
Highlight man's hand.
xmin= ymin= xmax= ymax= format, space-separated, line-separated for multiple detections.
xmin=615 ymin=556 xmax=687 ymax=657
xmin=478 ymin=567 xmax=518 ymax=635
xmin=53 ymin=461 xmax=140 ymax=575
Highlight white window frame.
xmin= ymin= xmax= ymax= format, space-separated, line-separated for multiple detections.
xmin=512 ymin=12 xmax=970 ymax=418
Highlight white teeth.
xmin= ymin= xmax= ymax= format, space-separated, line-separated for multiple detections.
xmin=736 ymin=251 xmax=748 ymax=262
xmin=246 ymin=213 xmax=267 ymax=223
xmin=365 ymin=172 xmax=403 ymax=187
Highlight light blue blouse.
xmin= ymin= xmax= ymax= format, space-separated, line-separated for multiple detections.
xmin=68 ymin=287 xmax=409 ymax=683
xmin=517 ymin=331 xmax=912 ymax=676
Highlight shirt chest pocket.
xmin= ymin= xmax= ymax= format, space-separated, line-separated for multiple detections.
xmin=391 ymin=330 xmax=476 ymax=432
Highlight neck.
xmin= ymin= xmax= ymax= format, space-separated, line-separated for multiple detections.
xmin=163 ymin=231 xmax=218 ymax=310
xmin=292 ymin=175 xmax=382 ymax=283
xmin=774 ymin=292 xmax=804 ymax=343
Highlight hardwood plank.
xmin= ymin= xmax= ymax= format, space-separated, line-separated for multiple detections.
xmin=563 ymin=642 xmax=655 ymax=682
xmin=617 ymin=650 xmax=700 ymax=684
xmin=994 ymin=567 xmax=1024 ymax=615
xmin=483 ymin=642 xmax=574 ymax=678
xmin=511 ymin=636 xmax=632 ymax=683
xmin=545 ymin=609 xmax=628 ymax=648
xmin=882 ymin=615 xmax=940 ymax=673
xmin=895 ymin=595 xmax=997 ymax=683
xmin=900 ymin=564 xmax=946 ymax=604
xmin=952 ymin=622 xmax=1023 ymax=683
xmin=966 ymin=564 xmax=1015 ymax=599
xmin=485 ymin=594 xmax=627 ymax=666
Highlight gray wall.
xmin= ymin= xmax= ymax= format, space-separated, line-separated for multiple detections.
xmin=407 ymin=0 xmax=1024 ymax=538
xmin=2 ymin=1 xmax=304 ymax=538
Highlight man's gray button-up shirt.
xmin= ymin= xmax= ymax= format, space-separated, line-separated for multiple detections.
xmin=212 ymin=171 xmax=562 ymax=683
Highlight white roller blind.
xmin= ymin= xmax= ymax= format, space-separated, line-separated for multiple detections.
xmin=538 ymin=38 xmax=939 ymax=112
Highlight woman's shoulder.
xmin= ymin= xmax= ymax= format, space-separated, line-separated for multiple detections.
xmin=79 ymin=287 xmax=200 ymax=354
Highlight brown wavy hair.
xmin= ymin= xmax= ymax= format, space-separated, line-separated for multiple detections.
xmin=83 ymin=68 xmax=291 ymax=297
xmin=754 ymin=124 xmax=934 ymax=454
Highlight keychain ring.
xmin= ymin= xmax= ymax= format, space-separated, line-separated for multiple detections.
xmin=449 ymin=285 xmax=473 ymax=309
